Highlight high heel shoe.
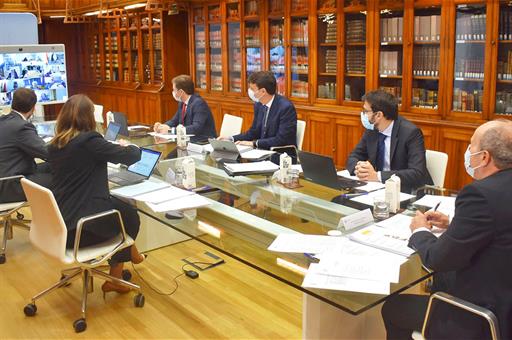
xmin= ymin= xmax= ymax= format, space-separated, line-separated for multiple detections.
xmin=131 ymin=253 xmax=147 ymax=265
xmin=101 ymin=281 xmax=131 ymax=299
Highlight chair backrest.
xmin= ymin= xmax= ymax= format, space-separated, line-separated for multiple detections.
xmin=296 ymin=120 xmax=306 ymax=150
xmin=425 ymin=150 xmax=448 ymax=188
xmin=93 ymin=104 xmax=104 ymax=124
xmin=20 ymin=178 xmax=68 ymax=262
xmin=220 ymin=113 xmax=243 ymax=137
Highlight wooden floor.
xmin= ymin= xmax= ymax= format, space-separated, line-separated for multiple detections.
xmin=0 ymin=221 xmax=302 ymax=338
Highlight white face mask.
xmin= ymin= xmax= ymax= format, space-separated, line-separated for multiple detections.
xmin=464 ymin=145 xmax=484 ymax=178
xmin=248 ymin=88 xmax=261 ymax=102
xmin=172 ymin=89 xmax=182 ymax=102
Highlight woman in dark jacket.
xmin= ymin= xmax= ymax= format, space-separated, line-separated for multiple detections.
xmin=49 ymin=94 xmax=145 ymax=294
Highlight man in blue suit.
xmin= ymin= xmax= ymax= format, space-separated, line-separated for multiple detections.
xmin=153 ymin=75 xmax=216 ymax=142
xmin=222 ymin=71 xmax=297 ymax=150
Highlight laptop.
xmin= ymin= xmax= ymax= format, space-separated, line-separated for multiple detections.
xmin=299 ymin=151 xmax=366 ymax=190
xmin=104 ymin=122 xmax=121 ymax=142
xmin=112 ymin=111 xmax=129 ymax=136
xmin=35 ymin=121 xmax=56 ymax=142
xmin=208 ymin=139 xmax=252 ymax=162
xmin=108 ymin=148 xmax=162 ymax=186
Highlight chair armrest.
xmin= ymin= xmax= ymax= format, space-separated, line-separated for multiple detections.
xmin=0 ymin=175 xmax=24 ymax=183
xmin=73 ymin=209 xmax=129 ymax=263
xmin=422 ymin=292 xmax=501 ymax=340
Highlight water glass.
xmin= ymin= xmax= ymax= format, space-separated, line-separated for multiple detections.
xmin=373 ymin=197 xmax=389 ymax=220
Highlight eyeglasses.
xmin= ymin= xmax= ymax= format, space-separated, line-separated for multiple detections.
xmin=361 ymin=109 xmax=373 ymax=115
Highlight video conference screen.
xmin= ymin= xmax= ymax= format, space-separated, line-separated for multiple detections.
xmin=0 ymin=44 xmax=68 ymax=107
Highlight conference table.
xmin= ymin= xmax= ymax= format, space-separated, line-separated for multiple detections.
xmin=123 ymin=133 xmax=432 ymax=339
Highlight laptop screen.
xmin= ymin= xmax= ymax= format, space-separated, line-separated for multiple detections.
xmin=127 ymin=148 xmax=161 ymax=178
xmin=104 ymin=122 xmax=121 ymax=141
xmin=35 ymin=121 xmax=56 ymax=137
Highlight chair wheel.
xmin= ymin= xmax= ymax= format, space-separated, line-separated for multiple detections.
xmin=134 ymin=293 xmax=145 ymax=308
xmin=122 ymin=269 xmax=132 ymax=281
xmin=0 ymin=254 xmax=5 ymax=264
xmin=73 ymin=318 xmax=87 ymax=333
xmin=24 ymin=303 xmax=37 ymax=316
xmin=17 ymin=213 xmax=24 ymax=220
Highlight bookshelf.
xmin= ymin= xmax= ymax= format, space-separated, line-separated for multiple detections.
xmin=317 ymin=12 xmax=337 ymax=102
xmin=269 ymin=16 xmax=285 ymax=95
xmin=344 ymin=8 xmax=367 ymax=102
xmin=495 ymin=1 xmax=512 ymax=116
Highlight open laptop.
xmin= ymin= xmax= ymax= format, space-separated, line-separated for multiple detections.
xmin=35 ymin=121 xmax=56 ymax=143
xmin=299 ymin=151 xmax=366 ymax=190
xmin=104 ymin=121 xmax=121 ymax=142
xmin=208 ymin=139 xmax=252 ymax=162
xmin=108 ymin=148 xmax=162 ymax=186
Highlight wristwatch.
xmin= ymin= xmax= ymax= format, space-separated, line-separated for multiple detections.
xmin=253 ymin=140 xmax=257 ymax=148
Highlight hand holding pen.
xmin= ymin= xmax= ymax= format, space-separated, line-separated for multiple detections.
xmin=424 ymin=202 xmax=450 ymax=229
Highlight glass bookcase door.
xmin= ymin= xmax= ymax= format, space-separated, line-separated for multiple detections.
xmin=228 ymin=22 xmax=242 ymax=93
xmin=194 ymin=24 xmax=207 ymax=89
xmin=269 ymin=18 xmax=285 ymax=95
xmin=495 ymin=2 xmax=512 ymax=116
xmin=317 ymin=13 xmax=337 ymax=101
xmin=344 ymin=10 xmax=366 ymax=102
xmin=378 ymin=4 xmax=404 ymax=104
xmin=110 ymin=30 xmax=119 ymax=82
xmin=452 ymin=4 xmax=485 ymax=113
xmin=411 ymin=6 xmax=441 ymax=110
xmin=209 ymin=23 xmax=223 ymax=91
xmin=290 ymin=17 xmax=309 ymax=99
xmin=245 ymin=21 xmax=261 ymax=77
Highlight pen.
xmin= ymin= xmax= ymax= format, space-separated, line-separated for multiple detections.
xmin=433 ymin=201 xmax=441 ymax=212
xmin=304 ymin=253 xmax=316 ymax=260
xmin=342 ymin=192 xmax=368 ymax=199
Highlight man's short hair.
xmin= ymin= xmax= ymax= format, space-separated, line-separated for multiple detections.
xmin=362 ymin=90 xmax=398 ymax=120
xmin=480 ymin=120 xmax=512 ymax=170
xmin=248 ymin=71 xmax=276 ymax=95
xmin=172 ymin=75 xmax=195 ymax=95
xmin=11 ymin=88 xmax=37 ymax=114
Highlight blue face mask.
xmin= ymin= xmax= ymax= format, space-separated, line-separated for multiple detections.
xmin=360 ymin=111 xmax=374 ymax=130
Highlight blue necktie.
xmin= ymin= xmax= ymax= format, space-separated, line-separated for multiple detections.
xmin=376 ymin=133 xmax=386 ymax=171
xmin=261 ymin=105 xmax=269 ymax=138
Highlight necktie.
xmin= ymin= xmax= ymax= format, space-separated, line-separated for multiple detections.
xmin=262 ymin=105 xmax=269 ymax=138
xmin=181 ymin=103 xmax=187 ymax=124
xmin=376 ymin=133 xmax=387 ymax=171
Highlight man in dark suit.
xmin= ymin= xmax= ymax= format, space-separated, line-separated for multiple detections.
xmin=381 ymin=119 xmax=512 ymax=339
xmin=221 ymin=71 xmax=297 ymax=151
xmin=153 ymin=74 xmax=216 ymax=143
xmin=346 ymin=90 xmax=432 ymax=193
xmin=0 ymin=88 xmax=51 ymax=203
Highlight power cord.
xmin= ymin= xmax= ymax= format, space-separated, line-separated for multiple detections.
xmin=130 ymin=261 xmax=216 ymax=297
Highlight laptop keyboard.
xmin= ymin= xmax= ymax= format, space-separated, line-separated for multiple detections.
xmin=109 ymin=171 xmax=143 ymax=185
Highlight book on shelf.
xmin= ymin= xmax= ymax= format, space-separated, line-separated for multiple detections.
xmin=291 ymin=19 xmax=309 ymax=45
xmin=380 ymin=86 xmax=401 ymax=101
xmin=346 ymin=49 xmax=365 ymax=73
xmin=499 ymin=6 xmax=512 ymax=40
xmin=413 ymin=46 xmax=440 ymax=77
xmin=454 ymin=58 xmax=484 ymax=80
xmin=381 ymin=17 xmax=403 ymax=43
xmin=414 ymin=15 xmax=441 ymax=42
xmin=292 ymin=80 xmax=308 ymax=98
xmin=497 ymin=50 xmax=512 ymax=80
xmin=379 ymin=51 xmax=401 ymax=76
xmin=346 ymin=18 xmax=366 ymax=43
xmin=318 ymin=82 xmax=336 ymax=99
xmin=270 ymin=23 xmax=284 ymax=46
xmin=291 ymin=0 xmax=308 ymax=12
xmin=495 ymin=90 xmax=512 ymax=115
xmin=324 ymin=19 xmax=337 ymax=44
xmin=324 ymin=49 xmax=337 ymax=73
xmin=455 ymin=13 xmax=486 ymax=41
xmin=453 ymin=88 xmax=483 ymax=112
xmin=412 ymin=88 xmax=438 ymax=109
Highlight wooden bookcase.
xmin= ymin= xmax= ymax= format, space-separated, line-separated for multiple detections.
xmin=184 ymin=0 xmax=512 ymax=190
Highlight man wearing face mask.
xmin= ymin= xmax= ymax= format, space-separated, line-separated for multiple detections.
xmin=219 ymin=71 xmax=297 ymax=152
xmin=381 ymin=120 xmax=512 ymax=339
xmin=346 ymin=89 xmax=433 ymax=193
xmin=0 ymin=88 xmax=51 ymax=203
xmin=153 ymin=74 xmax=216 ymax=142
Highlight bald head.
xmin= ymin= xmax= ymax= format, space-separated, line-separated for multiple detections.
xmin=473 ymin=120 xmax=512 ymax=170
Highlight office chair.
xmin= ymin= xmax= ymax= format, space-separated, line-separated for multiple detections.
xmin=411 ymin=292 xmax=501 ymax=340
xmin=425 ymin=150 xmax=448 ymax=188
xmin=269 ymin=120 xmax=307 ymax=156
xmin=220 ymin=113 xmax=243 ymax=137
xmin=0 ymin=175 xmax=30 ymax=264
xmin=20 ymin=178 xmax=144 ymax=333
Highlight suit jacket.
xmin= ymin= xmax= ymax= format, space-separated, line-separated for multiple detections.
xmin=233 ymin=94 xmax=297 ymax=150
xmin=165 ymin=94 xmax=217 ymax=142
xmin=0 ymin=111 xmax=48 ymax=177
xmin=48 ymin=131 xmax=141 ymax=236
xmin=409 ymin=168 xmax=512 ymax=339
xmin=346 ymin=115 xmax=433 ymax=193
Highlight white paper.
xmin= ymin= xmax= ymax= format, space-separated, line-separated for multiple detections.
xmin=340 ymin=208 xmax=374 ymax=231
xmin=146 ymin=194 xmax=211 ymax=212
xmin=110 ymin=181 xmax=170 ymax=198
xmin=337 ymin=169 xmax=359 ymax=180
xmin=187 ymin=143 xmax=205 ymax=154
xmin=414 ymin=195 xmax=456 ymax=216
xmin=315 ymin=254 xmax=402 ymax=283
xmin=350 ymin=189 xmax=415 ymax=206
xmin=291 ymin=164 xmax=303 ymax=173
xmin=356 ymin=181 xmax=386 ymax=192
xmin=349 ymin=225 xmax=415 ymax=257
xmin=241 ymin=149 xmax=276 ymax=160
xmin=302 ymin=263 xmax=390 ymax=295
xmin=148 ymin=132 xmax=194 ymax=140
xmin=268 ymin=234 xmax=344 ymax=254
xmin=375 ymin=214 xmax=414 ymax=239
xmin=134 ymin=186 xmax=194 ymax=204
xmin=224 ymin=161 xmax=280 ymax=173
xmin=128 ymin=125 xmax=149 ymax=130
